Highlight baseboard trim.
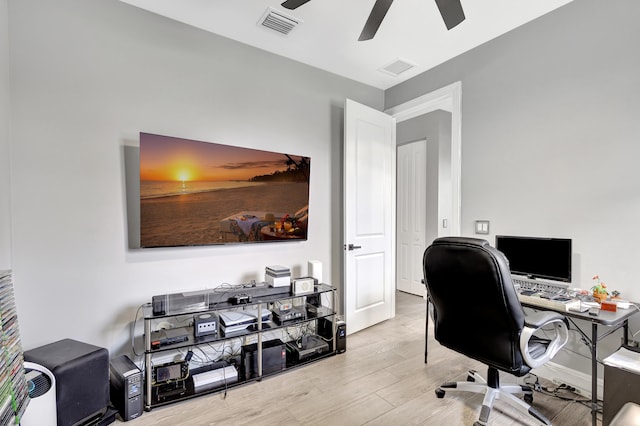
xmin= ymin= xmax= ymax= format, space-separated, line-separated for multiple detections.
xmin=532 ymin=362 xmax=603 ymax=400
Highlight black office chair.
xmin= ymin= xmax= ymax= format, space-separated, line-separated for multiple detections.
xmin=423 ymin=237 xmax=569 ymax=426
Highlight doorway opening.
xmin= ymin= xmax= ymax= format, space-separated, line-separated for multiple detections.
xmin=386 ymin=81 xmax=462 ymax=297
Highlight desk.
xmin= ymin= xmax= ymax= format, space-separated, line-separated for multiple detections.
xmin=423 ymin=294 xmax=639 ymax=426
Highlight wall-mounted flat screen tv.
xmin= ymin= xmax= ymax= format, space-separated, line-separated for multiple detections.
xmin=139 ymin=133 xmax=310 ymax=248
xmin=495 ymin=235 xmax=572 ymax=282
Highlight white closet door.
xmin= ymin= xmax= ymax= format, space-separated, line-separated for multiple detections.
xmin=396 ymin=140 xmax=427 ymax=296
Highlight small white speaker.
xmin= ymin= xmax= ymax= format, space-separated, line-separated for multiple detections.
xmin=308 ymin=260 xmax=322 ymax=283
xmin=293 ymin=277 xmax=315 ymax=295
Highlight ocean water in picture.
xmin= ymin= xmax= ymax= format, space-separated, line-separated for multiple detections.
xmin=140 ymin=180 xmax=265 ymax=199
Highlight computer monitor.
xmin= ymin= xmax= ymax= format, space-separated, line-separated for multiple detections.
xmin=495 ymin=235 xmax=572 ymax=283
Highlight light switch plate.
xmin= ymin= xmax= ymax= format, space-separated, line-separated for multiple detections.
xmin=475 ymin=220 xmax=490 ymax=234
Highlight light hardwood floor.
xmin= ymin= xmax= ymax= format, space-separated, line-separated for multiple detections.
xmin=128 ymin=291 xmax=595 ymax=425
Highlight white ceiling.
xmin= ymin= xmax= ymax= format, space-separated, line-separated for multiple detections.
xmin=120 ymin=0 xmax=574 ymax=90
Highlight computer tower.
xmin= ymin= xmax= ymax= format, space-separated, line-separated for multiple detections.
xmin=110 ymin=355 xmax=143 ymax=421
xmin=241 ymin=339 xmax=286 ymax=380
xmin=317 ymin=317 xmax=346 ymax=354
xmin=336 ymin=320 xmax=346 ymax=353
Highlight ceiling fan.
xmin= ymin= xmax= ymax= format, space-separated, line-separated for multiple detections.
xmin=280 ymin=0 xmax=465 ymax=41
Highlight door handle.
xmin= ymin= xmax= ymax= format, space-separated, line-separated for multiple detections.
xmin=346 ymin=244 xmax=362 ymax=251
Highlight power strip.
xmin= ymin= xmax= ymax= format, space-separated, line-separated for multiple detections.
xmin=551 ymin=378 xmax=590 ymax=398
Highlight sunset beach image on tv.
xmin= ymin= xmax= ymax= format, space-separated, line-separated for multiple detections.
xmin=139 ymin=133 xmax=310 ymax=248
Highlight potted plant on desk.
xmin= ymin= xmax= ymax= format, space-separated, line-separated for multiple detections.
xmin=591 ymin=275 xmax=608 ymax=303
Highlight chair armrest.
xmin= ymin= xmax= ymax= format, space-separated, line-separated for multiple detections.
xmin=520 ymin=312 xmax=569 ymax=369
xmin=524 ymin=311 xmax=566 ymax=329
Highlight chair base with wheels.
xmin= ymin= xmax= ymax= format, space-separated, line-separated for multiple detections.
xmin=435 ymin=367 xmax=550 ymax=426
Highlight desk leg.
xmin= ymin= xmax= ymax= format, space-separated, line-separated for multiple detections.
xmin=624 ymin=320 xmax=629 ymax=345
xmin=591 ymin=323 xmax=598 ymax=426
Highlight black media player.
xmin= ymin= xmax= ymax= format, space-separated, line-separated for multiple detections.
xmin=286 ymin=335 xmax=330 ymax=363
xmin=272 ymin=307 xmax=306 ymax=325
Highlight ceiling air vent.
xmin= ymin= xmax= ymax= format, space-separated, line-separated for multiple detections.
xmin=378 ymin=58 xmax=417 ymax=77
xmin=258 ymin=7 xmax=302 ymax=35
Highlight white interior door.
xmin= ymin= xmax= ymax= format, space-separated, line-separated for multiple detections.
xmin=396 ymin=140 xmax=427 ymax=296
xmin=344 ymin=99 xmax=396 ymax=335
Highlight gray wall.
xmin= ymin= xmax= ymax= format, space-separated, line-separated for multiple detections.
xmin=6 ymin=0 xmax=382 ymax=352
xmin=0 ymin=0 xmax=10 ymax=270
xmin=386 ymin=0 xmax=640 ymax=378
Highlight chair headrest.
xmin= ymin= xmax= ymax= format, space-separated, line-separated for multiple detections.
xmin=430 ymin=236 xmax=491 ymax=249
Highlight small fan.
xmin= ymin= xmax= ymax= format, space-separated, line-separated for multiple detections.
xmin=281 ymin=0 xmax=465 ymax=41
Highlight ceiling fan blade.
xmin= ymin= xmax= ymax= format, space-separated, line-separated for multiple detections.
xmin=434 ymin=0 xmax=465 ymax=30
xmin=358 ymin=0 xmax=394 ymax=41
xmin=281 ymin=0 xmax=312 ymax=10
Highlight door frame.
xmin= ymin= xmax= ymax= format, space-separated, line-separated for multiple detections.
xmin=385 ymin=81 xmax=462 ymax=238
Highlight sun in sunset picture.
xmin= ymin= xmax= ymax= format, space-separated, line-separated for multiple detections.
xmin=139 ymin=133 xmax=310 ymax=248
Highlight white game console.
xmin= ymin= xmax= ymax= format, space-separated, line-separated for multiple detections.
xmin=192 ymin=366 xmax=238 ymax=393
xmin=266 ymin=265 xmax=291 ymax=288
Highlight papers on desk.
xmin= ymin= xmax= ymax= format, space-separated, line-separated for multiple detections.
xmin=604 ymin=347 xmax=640 ymax=374
xmin=518 ymin=292 xmax=582 ymax=312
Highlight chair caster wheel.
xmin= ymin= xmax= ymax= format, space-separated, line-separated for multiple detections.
xmin=524 ymin=393 xmax=533 ymax=404
xmin=435 ymin=388 xmax=446 ymax=398
xmin=473 ymin=421 xmax=485 ymax=426
xmin=467 ymin=369 xmax=476 ymax=382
